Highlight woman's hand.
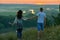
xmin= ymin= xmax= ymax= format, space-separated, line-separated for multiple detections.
xmin=23 ymin=19 xmax=27 ymax=20
xmin=23 ymin=18 xmax=30 ymax=20
xmin=9 ymin=22 xmax=14 ymax=26
xmin=27 ymin=18 xmax=31 ymax=20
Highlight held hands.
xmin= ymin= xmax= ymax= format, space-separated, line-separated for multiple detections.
xmin=23 ymin=19 xmax=27 ymax=20
xmin=26 ymin=18 xmax=31 ymax=20
xmin=23 ymin=17 xmax=33 ymax=21
xmin=23 ymin=18 xmax=31 ymax=20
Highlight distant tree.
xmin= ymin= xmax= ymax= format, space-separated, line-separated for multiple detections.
xmin=0 ymin=23 xmax=5 ymax=29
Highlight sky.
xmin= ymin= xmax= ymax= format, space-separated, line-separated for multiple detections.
xmin=0 ymin=0 xmax=60 ymax=5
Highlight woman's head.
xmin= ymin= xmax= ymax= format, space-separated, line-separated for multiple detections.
xmin=17 ymin=10 xmax=23 ymax=19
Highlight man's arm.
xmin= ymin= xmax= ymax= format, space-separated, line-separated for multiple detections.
xmin=28 ymin=16 xmax=38 ymax=20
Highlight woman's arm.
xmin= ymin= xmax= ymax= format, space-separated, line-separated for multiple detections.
xmin=9 ymin=17 xmax=17 ymax=26
xmin=27 ymin=16 xmax=38 ymax=20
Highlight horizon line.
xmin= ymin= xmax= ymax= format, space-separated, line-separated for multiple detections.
xmin=0 ymin=3 xmax=59 ymax=5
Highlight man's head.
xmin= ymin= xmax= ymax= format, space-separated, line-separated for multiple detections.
xmin=40 ymin=8 xmax=43 ymax=12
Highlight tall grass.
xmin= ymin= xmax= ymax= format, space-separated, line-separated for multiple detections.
xmin=0 ymin=26 xmax=60 ymax=40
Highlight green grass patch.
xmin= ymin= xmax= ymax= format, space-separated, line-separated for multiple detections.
xmin=0 ymin=26 xmax=60 ymax=40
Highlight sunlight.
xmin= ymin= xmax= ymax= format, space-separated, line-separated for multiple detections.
xmin=29 ymin=9 xmax=35 ymax=14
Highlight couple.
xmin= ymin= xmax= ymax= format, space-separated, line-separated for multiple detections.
xmin=11 ymin=8 xmax=46 ymax=40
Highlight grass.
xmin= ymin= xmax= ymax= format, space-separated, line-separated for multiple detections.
xmin=0 ymin=26 xmax=60 ymax=40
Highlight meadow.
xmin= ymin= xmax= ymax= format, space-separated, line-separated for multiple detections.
xmin=0 ymin=25 xmax=60 ymax=40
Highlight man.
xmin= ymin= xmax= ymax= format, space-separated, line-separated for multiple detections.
xmin=36 ymin=8 xmax=46 ymax=40
xmin=28 ymin=8 xmax=46 ymax=40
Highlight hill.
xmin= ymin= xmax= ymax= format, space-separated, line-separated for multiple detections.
xmin=0 ymin=4 xmax=59 ymax=16
xmin=0 ymin=25 xmax=60 ymax=40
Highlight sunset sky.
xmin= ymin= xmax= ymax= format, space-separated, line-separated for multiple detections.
xmin=0 ymin=0 xmax=60 ymax=5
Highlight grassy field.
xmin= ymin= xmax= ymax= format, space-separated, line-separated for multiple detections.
xmin=0 ymin=26 xmax=60 ymax=40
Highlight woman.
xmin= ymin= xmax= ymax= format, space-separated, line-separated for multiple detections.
xmin=10 ymin=10 xmax=24 ymax=40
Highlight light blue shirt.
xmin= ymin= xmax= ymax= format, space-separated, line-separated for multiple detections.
xmin=36 ymin=12 xmax=46 ymax=23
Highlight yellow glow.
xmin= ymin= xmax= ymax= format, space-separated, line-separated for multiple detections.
xmin=29 ymin=9 xmax=35 ymax=14
xmin=0 ymin=0 xmax=59 ymax=4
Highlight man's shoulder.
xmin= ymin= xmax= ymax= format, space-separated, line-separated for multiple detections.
xmin=42 ymin=12 xmax=46 ymax=15
xmin=42 ymin=12 xmax=45 ymax=13
xmin=38 ymin=12 xmax=45 ymax=13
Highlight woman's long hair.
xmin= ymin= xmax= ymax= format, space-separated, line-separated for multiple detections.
xmin=17 ymin=10 xmax=23 ymax=19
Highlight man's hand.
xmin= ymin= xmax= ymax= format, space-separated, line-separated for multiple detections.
xmin=23 ymin=18 xmax=28 ymax=20
xmin=27 ymin=16 xmax=37 ymax=20
xmin=23 ymin=16 xmax=37 ymax=21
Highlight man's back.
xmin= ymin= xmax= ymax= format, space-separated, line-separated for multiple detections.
xmin=36 ymin=12 xmax=46 ymax=23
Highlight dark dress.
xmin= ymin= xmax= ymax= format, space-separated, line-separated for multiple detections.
xmin=16 ymin=19 xmax=23 ymax=39
xmin=17 ymin=27 xmax=23 ymax=39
